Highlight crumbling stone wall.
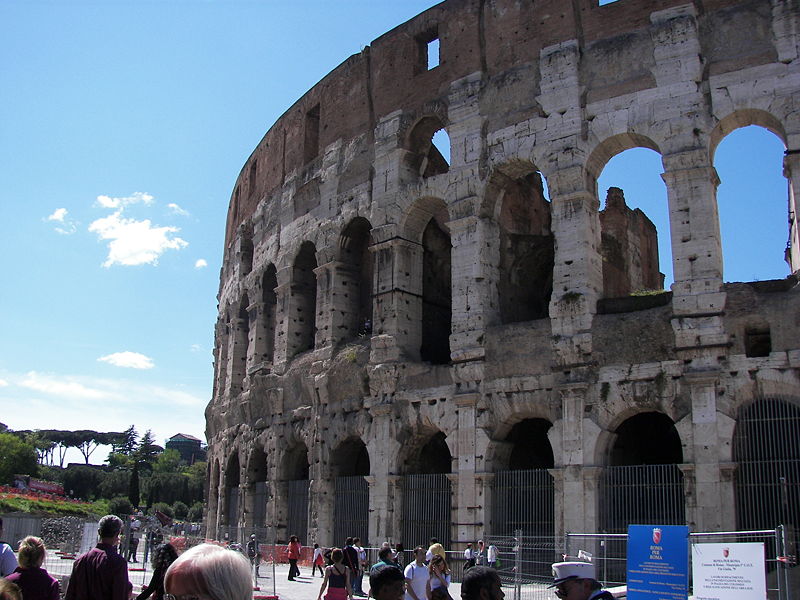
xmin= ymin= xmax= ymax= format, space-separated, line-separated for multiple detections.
xmin=206 ymin=0 xmax=800 ymax=552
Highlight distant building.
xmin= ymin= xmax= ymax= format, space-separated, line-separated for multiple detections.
xmin=165 ymin=433 xmax=207 ymax=465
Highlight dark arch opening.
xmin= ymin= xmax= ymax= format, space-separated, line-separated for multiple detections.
xmin=407 ymin=431 xmax=451 ymax=475
xmin=332 ymin=438 xmax=370 ymax=477
xmin=493 ymin=169 xmax=554 ymax=323
xmin=420 ymin=219 xmax=451 ymax=365
xmin=507 ymin=418 xmax=555 ymax=470
xmin=247 ymin=448 xmax=269 ymax=528
xmin=261 ymin=265 xmax=278 ymax=363
xmin=225 ymin=453 xmax=240 ymax=526
xmin=292 ymin=242 xmax=318 ymax=355
xmin=340 ymin=218 xmax=374 ymax=340
xmin=284 ymin=444 xmax=310 ymax=481
xmin=241 ymin=237 xmax=254 ymax=276
xmin=610 ymin=412 xmax=683 ymax=465
xmin=407 ymin=116 xmax=450 ymax=178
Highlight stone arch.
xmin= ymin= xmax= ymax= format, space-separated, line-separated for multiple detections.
xmin=281 ymin=440 xmax=310 ymax=543
xmin=709 ymin=111 xmax=793 ymax=280
xmin=484 ymin=161 xmax=554 ymax=323
xmin=338 ymin=217 xmax=374 ymax=340
xmin=588 ymin=134 xmax=666 ymax=297
xmin=403 ymin=429 xmax=452 ymax=475
xmin=331 ymin=437 xmax=370 ymax=478
xmin=240 ymin=236 xmax=254 ymax=276
xmin=600 ymin=411 xmax=685 ymax=534
xmin=405 ymin=114 xmax=450 ymax=179
xmin=709 ymin=109 xmax=787 ymax=161
xmin=290 ymin=241 xmax=318 ymax=357
xmin=733 ymin=396 xmax=800 ymax=532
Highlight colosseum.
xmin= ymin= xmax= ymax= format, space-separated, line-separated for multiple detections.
xmin=205 ymin=0 xmax=800 ymax=562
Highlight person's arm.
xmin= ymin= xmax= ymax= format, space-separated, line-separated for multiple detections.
xmin=317 ymin=566 xmax=330 ymax=600
xmin=112 ymin=557 xmax=133 ymax=600
xmin=0 ymin=545 xmax=18 ymax=577
xmin=404 ymin=571 xmax=421 ymax=600
xmin=425 ymin=577 xmax=433 ymax=600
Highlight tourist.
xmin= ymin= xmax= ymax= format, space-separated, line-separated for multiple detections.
xmin=164 ymin=543 xmax=251 ymax=600
xmin=393 ymin=542 xmax=404 ymax=567
xmin=549 ymin=561 xmax=613 ymax=600
xmin=425 ymin=554 xmax=451 ymax=600
xmin=426 ymin=538 xmax=445 ymax=562
xmin=0 ymin=518 xmax=18 ymax=576
xmin=460 ymin=566 xmax=504 ymax=600
xmin=370 ymin=546 xmax=395 ymax=572
xmin=136 ymin=542 xmax=178 ymax=600
xmin=486 ymin=543 xmax=498 ymax=569
xmin=475 ymin=541 xmax=485 ymax=566
xmin=343 ymin=537 xmax=360 ymax=584
xmin=65 ymin=514 xmax=132 ymax=600
xmin=403 ymin=546 xmax=429 ymax=600
xmin=287 ymin=534 xmax=302 ymax=581
xmin=353 ymin=537 xmax=367 ymax=595
xmin=312 ymin=543 xmax=326 ymax=577
xmin=4 ymin=536 xmax=59 ymax=600
xmin=463 ymin=543 xmax=476 ymax=570
xmin=316 ymin=548 xmax=353 ymax=600
xmin=369 ymin=564 xmax=405 ymax=600
xmin=246 ymin=534 xmax=261 ymax=579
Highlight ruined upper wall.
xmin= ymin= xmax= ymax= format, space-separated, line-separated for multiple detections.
xmin=224 ymin=0 xmax=774 ymax=248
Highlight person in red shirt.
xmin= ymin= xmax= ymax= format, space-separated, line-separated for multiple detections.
xmin=287 ymin=535 xmax=302 ymax=581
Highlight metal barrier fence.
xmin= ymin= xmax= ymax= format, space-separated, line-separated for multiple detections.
xmin=402 ymin=473 xmax=452 ymax=550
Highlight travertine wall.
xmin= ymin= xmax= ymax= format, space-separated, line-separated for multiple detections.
xmin=206 ymin=0 xmax=800 ymax=551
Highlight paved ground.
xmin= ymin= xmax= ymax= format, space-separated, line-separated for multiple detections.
xmin=43 ymin=553 xmax=464 ymax=600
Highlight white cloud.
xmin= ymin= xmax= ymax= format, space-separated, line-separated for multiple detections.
xmin=89 ymin=211 xmax=188 ymax=267
xmin=47 ymin=208 xmax=68 ymax=222
xmin=0 ymin=379 xmax=8 ymax=387
xmin=194 ymin=259 xmax=208 ymax=269
xmin=98 ymin=351 xmax=155 ymax=370
xmin=45 ymin=208 xmax=78 ymax=235
xmin=96 ymin=192 xmax=154 ymax=209
xmin=168 ymin=203 xmax=190 ymax=217
xmin=20 ymin=371 xmax=107 ymax=400
xmin=189 ymin=344 xmax=202 ymax=353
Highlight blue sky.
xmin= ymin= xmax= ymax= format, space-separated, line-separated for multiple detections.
xmin=0 ymin=1 xmax=790 ymax=465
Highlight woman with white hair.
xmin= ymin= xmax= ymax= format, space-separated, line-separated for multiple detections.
xmin=164 ymin=543 xmax=252 ymax=600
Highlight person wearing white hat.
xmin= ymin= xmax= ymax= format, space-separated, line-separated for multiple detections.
xmin=549 ymin=561 xmax=613 ymax=600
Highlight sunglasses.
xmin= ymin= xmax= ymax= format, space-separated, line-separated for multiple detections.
xmin=553 ymin=579 xmax=581 ymax=598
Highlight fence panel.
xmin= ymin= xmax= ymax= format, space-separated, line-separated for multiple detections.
xmin=401 ymin=473 xmax=451 ymax=550
xmin=287 ymin=479 xmax=309 ymax=544
xmin=334 ymin=475 xmax=369 ymax=545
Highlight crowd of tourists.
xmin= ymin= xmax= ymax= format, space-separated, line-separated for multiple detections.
xmin=0 ymin=515 xmax=612 ymax=600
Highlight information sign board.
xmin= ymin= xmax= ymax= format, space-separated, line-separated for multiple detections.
xmin=691 ymin=542 xmax=766 ymax=600
xmin=626 ymin=524 xmax=689 ymax=599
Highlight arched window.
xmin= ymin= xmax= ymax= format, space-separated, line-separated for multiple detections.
xmin=229 ymin=295 xmax=250 ymax=391
xmin=340 ymin=218 xmax=374 ymax=341
xmin=407 ymin=117 xmax=450 ymax=178
xmin=597 ymin=147 xmax=667 ymax=295
xmin=284 ymin=443 xmax=310 ymax=543
xmin=421 ymin=219 xmax=452 ymax=364
xmin=291 ymin=242 xmax=318 ymax=357
xmin=247 ymin=448 xmax=269 ymax=528
xmin=225 ymin=453 xmax=240 ymax=527
xmin=257 ymin=266 xmax=277 ymax=364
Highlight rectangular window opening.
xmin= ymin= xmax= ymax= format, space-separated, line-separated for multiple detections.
xmin=416 ymin=28 xmax=439 ymax=73
xmin=249 ymin=159 xmax=258 ymax=197
xmin=304 ymin=104 xmax=320 ymax=164
xmin=744 ymin=327 xmax=771 ymax=358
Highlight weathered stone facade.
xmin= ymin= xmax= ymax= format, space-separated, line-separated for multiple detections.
xmin=206 ymin=0 xmax=800 ymax=552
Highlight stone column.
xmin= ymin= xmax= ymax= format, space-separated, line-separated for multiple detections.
xmin=454 ymin=393 xmax=480 ymax=546
xmin=366 ymin=403 xmax=402 ymax=543
xmin=369 ymin=236 xmax=424 ymax=363
xmin=783 ymin=152 xmax=800 ymax=272
xmin=271 ymin=266 xmax=294 ymax=370
xmin=683 ymin=370 xmax=725 ymax=531
xmin=474 ymin=473 xmax=494 ymax=540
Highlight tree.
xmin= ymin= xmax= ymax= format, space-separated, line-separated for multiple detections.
xmin=173 ymin=500 xmax=188 ymax=520
xmin=111 ymin=425 xmax=138 ymax=456
xmin=152 ymin=449 xmax=182 ymax=473
xmin=63 ymin=465 xmax=105 ymax=500
xmin=0 ymin=432 xmax=38 ymax=484
xmin=128 ymin=462 xmax=140 ymax=508
xmin=72 ymin=430 xmax=108 ymax=464
xmin=187 ymin=501 xmax=204 ymax=523
xmin=108 ymin=496 xmax=134 ymax=517
xmin=98 ymin=469 xmax=130 ymax=500
xmin=134 ymin=430 xmax=159 ymax=470
xmin=150 ymin=502 xmax=174 ymax=519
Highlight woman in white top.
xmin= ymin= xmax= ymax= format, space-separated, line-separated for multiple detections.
xmin=425 ymin=554 xmax=451 ymax=600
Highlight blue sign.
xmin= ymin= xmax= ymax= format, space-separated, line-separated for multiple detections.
xmin=626 ymin=524 xmax=689 ymax=600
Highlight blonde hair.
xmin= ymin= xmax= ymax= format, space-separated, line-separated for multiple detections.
xmin=18 ymin=536 xmax=46 ymax=568
xmin=0 ymin=579 xmax=22 ymax=600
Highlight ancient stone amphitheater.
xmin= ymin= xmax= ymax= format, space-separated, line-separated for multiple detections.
xmin=205 ymin=0 xmax=800 ymax=558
